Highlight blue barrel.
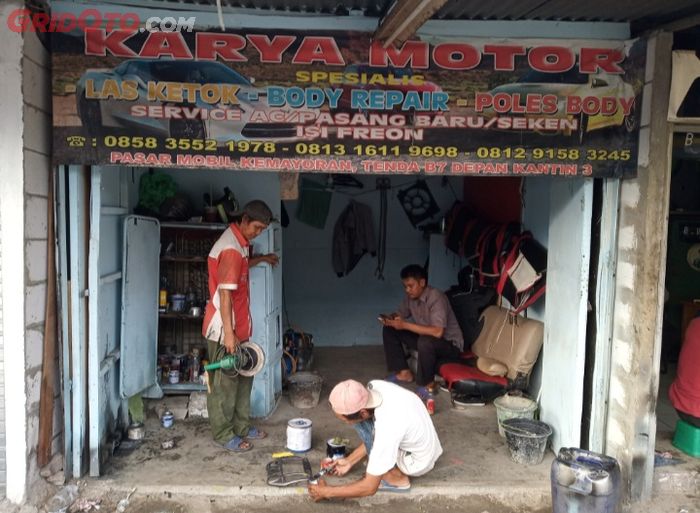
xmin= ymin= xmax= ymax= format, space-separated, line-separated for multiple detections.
xmin=551 ymin=448 xmax=621 ymax=513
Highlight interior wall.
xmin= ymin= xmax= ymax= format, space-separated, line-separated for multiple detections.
xmin=283 ymin=174 xmax=462 ymax=347
xmin=128 ymin=168 xmax=282 ymax=223
xmin=521 ymin=177 xmax=552 ymax=396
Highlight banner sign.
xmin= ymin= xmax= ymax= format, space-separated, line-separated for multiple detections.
xmin=48 ymin=5 xmax=646 ymax=177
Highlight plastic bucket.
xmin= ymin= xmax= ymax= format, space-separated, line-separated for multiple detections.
xmin=502 ymin=418 xmax=552 ymax=466
xmin=287 ymin=372 xmax=323 ymax=409
xmin=286 ymin=418 xmax=312 ymax=452
xmin=493 ymin=393 xmax=538 ymax=437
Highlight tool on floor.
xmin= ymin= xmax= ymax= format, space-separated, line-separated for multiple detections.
xmin=272 ymin=451 xmax=295 ymax=459
xmin=203 ymin=341 xmax=265 ymax=377
xmin=309 ymin=464 xmax=335 ymax=485
xmin=266 ymin=456 xmax=313 ymax=487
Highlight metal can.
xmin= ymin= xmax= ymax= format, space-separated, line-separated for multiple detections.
xmin=326 ymin=438 xmax=346 ymax=460
xmin=161 ymin=411 xmax=174 ymax=428
xmin=286 ymin=418 xmax=312 ymax=452
xmin=168 ymin=370 xmax=180 ymax=384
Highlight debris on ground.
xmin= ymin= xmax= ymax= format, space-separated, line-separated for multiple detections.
xmin=45 ymin=484 xmax=79 ymax=513
xmin=115 ymin=488 xmax=136 ymax=513
xmin=69 ymin=498 xmax=101 ymax=512
xmin=654 ymin=450 xmax=684 ymax=467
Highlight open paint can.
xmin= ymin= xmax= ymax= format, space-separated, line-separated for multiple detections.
xmin=286 ymin=418 xmax=312 ymax=452
xmin=326 ymin=438 xmax=346 ymax=460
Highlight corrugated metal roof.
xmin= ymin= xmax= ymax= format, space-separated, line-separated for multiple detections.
xmin=43 ymin=0 xmax=700 ymax=33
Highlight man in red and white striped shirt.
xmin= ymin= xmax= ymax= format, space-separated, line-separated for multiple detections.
xmin=202 ymin=200 xmax=278 ymax=452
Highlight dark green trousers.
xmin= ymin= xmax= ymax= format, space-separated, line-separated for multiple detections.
xmin=207 ymin=340 xmax=254 ymax=444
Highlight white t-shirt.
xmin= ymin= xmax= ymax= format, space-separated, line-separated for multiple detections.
xmin=365 ymin=380 xmax=443 ymax=477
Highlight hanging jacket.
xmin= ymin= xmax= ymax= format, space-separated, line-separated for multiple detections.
xmin=332 ymin=200 xmax=377 ymax=277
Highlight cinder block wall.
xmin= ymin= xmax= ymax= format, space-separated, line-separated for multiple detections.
xmin=22 ymin=29 xmax=62 ymax=489
xmin=0 ymin=211 xmax=6 ymax=497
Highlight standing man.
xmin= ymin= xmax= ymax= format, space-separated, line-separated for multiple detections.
xmin=381 ymin=264 xmax=463 ymax=407
xmin=202 ymin=200 xmax=279 ymax=452
xmin=308 ymin=379 xmax=442 ymax=501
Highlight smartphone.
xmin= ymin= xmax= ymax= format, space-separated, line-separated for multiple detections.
xmin=377 ymin=313 xmax=391 ymax=322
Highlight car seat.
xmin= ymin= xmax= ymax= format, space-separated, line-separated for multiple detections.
xmin=439 ymin=306 xmax=544 ymax=402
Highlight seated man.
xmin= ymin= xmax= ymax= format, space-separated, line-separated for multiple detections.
xmin=669 ymin=313 xmax=700 ymax=427
xmin=381 ymin=264 xmax=463 ymax=402
xmin=307 ymin=379 xmax=442 ymax=501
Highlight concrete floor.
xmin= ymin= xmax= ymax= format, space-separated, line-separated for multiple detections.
xmin=91 ymin=346 xmax=552 ymax=511
xmin=66 ymin=346 xmax=697 ymax=513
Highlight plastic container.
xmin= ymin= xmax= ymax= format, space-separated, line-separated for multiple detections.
xmin=287 ymin=372 xmax=323 ymax=409
xmin=494 ymin=393 xmax=538 ymax=437
xmin=551 ymin=448 xmax=620 ymax=513
xmin=502 ymin=417 xmax=552 ymax=465
xmin=672 ymin=419 xmax=700 ymax=457
xmin=161 ymin=410 xmax=174 ymax=428
xmin=171 ymin=294 xmax=186 ymax=312
xmin=286 ymin=418 xmax=312 ymax=452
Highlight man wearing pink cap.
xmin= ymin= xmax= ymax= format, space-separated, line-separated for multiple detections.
xmin=308 ymin=379 xmax=442 ymax=500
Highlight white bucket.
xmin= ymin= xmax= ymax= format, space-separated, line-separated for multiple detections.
xmin=286 ymin=418 xmax=312 ymax=452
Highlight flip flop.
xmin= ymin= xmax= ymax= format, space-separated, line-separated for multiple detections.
xmin=386 ymin=373 xmax=414 ymax=384
xmin=378 ymin=480 xmax=411 ymax=492
xmin=245 ymin=426 xmax=267 ymax=440
xmin=223 ymin=435 xmax=253 ymax=452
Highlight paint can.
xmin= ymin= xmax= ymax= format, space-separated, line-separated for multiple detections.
xmin=168 ymin=370 xmax=180 ymax=384
xmin=161 ymin=410 xmax=174 ymax=429
xmin=286 ymin=418 xmax=312 ymax=452
xmin=326 ymin=438 xmax=346 ymax=460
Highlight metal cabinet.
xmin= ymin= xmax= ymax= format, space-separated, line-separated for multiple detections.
xmin=249 ymin=226 xmax=283 ymax=418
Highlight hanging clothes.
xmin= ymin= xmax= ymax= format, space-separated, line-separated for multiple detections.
xmin=332 ymin=200 xmax=376 ymax=277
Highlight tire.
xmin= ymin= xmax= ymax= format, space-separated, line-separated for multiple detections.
xmin=169 ymin=118 xmax=205 ymax=139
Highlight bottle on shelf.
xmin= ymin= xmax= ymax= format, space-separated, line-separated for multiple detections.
xmin=158 ymin=276 xmax=168 ymax=313
xmin=191 ymin=348 xmax=201 ymax=383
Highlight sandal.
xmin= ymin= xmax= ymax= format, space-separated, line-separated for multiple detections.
xmin=378 ymin=480 xmax=411 ymax=492
xmin=386 ymin=373 xmax=414 ymax=384
xmin=245 ymin=426 xmax=267 ymax=440
xmin=223 ymin=435 xmax=253 ymax=452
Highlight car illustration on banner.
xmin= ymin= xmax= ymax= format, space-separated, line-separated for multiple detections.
xmin=76 ymin=59 xmax=317 ymax=142
xmin=484 ymin=68 xmax=638 ymax=143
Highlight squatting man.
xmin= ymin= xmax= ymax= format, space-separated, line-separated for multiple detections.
xmin=307 ymin=379 xmax=442 ymax=500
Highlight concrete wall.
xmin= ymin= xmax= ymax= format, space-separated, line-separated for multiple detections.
xmin=23 ymin=24 xmax=63 ymax=493
xmin=0 ymin=0 xmax=29 ymax=502
xmin=0 ymin=201 xmax=5 ymax=497
xmin=521 ymin=177 xmax=552 ymax=395
xmin=606 ymin=32 xmax=673 ymax=503
xmin=0 ymin=1 xmax=61 ymax=501
xmin=283 ymin=174 xmax=461 ymax=346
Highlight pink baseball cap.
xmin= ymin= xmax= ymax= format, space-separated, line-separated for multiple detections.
xmin=329 ymin=380 xmax=382 ymax=415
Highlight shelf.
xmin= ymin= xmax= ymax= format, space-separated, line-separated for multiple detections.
xmin=159 ymin=312 xmax=204 ymax=320
xmin=161 ymin=221 xmax=228 ymax=231
xmin=161 ymin=256 xmax=207 ymax=263
xmin=161 ymin=382 xmax=207 ymax=393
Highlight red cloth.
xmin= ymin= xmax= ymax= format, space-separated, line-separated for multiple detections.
xmin=202 ymin=224 xmax=252 ymax=342
xmin=439 ymin=362 xmax=508 ymax=387
xmin=669 ymin=317 xmax=700 ymax=418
